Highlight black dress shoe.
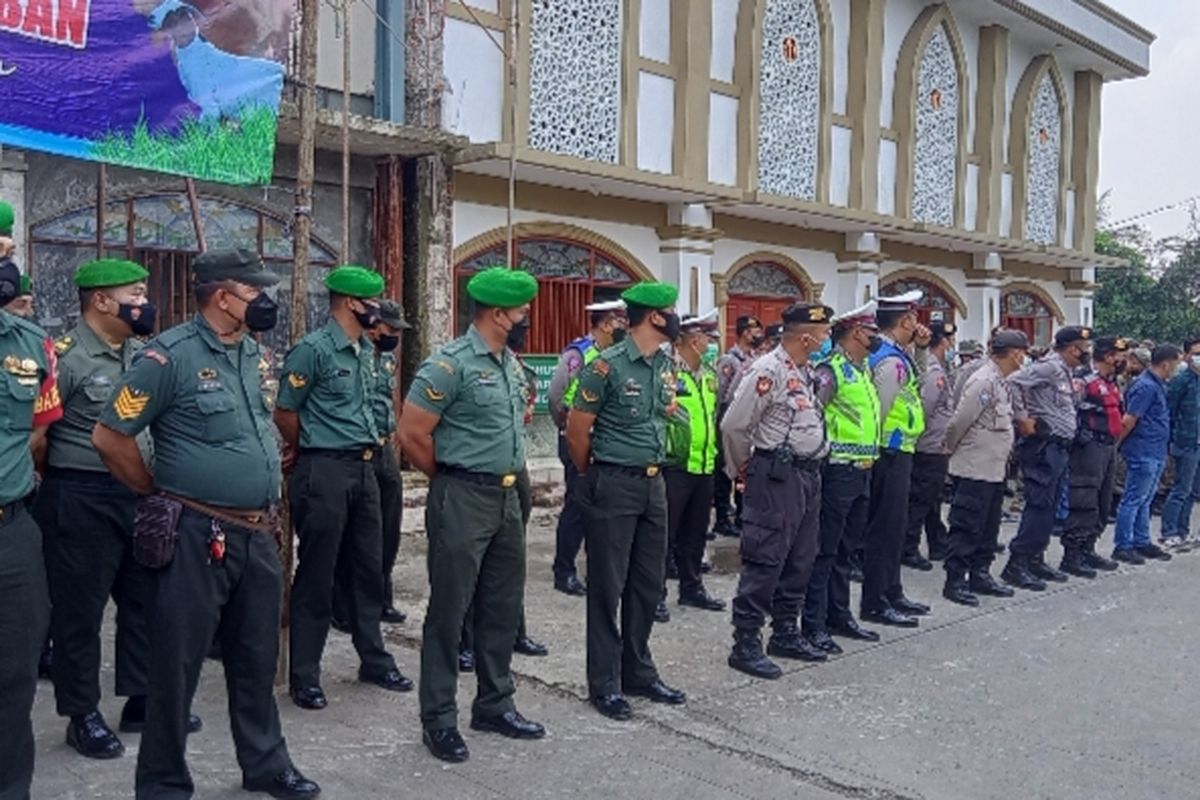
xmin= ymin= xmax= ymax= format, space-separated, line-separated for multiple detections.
xmin=360 ymin=667 xmax=414 ymax=692
xmin=1137 ymin=543 xmax=1173 ymax=561
xmin=118 ymin=696 xmax=202 ymax=734
xmin=804 ymin=630 xmax=843 ymax=655
xmin=860 ymin=607 xmax=919 ymax=628
xmin=458 ymin=649 xmax=476 ymax=673
xmin=329 ymin=618 xmax=352 ymax=635
xmin=470 ymin=710 xmax=546 ymax=739
xmin=969 ymin=570 xmax=1015 ymax=597
xmin=1028 ymin=557 xmax=1069 ymax=583
xmin=1083 ymin=549 xmax=1120 ymax=571
xmin=514 ymin=635 xmax=549 ymax=657
xmin=380 ymin=606 xmax=407 ymax=624
xmin=654 ymin=601 xmax=671 ymax=623
xmin=243 ymin=766 xmax=321 ymax=798
xmin=1111 ymin=548 xmax=1146 ymax=565
xmin=942 ymin=581 xmax=980 ymax=607
xmin=889 ymin=595 xmax=930 ymax=616
xmin=423 ymin=727 xmax=470 ymax=762
xmin=713 ymin=519 xmax=739 ymax=538
xmin=678 ymin=587 xmax=727 ymax=611
xmin=554 ymin=575 xmax=588 ymax=596
xmin=828 ymin=617 xmax=880 ymax=642
xmin=66 ymin=711 xmax=125 ymax=759
xmin=766 ymin=631 xmax=827 ymax=662
xmin=592 ymin=693 xmax=634 ymax=720
xmin=728 ymin=629 xmax=782 ymax=680
xmin=290 ymin=686 xmax=328 ymax=710
xmin=901 ymin=552 xmax=934 ymax=571
xmin=624 ymin=679 xmax=686 ymax=705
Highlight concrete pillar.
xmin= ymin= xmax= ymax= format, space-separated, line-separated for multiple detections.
xmin=658 ymin=204 xmax=720 ymax=315
xmin=833 ymin=232 xmax=882 ymax=312
xmin=1064 ymin=267 xmax=1096 ymax=328
xmin=962 ymin=252 xmax=1004 ymax=344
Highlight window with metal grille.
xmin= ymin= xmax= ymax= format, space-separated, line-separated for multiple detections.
xmin=879 ymin=277 xmax=956 ymax=327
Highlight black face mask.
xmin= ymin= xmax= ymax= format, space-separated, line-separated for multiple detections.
xmin=750 ymin=334 xmax=766 ymax=350
xmin=505 ymin=317 xmax=530 ymax=351
xmin=867 ymin=334 xmax=884 ymax=354
xmin=654 ymin=312 xmax=682 ymax=342
xmin=0 ymin=258 xmax=18 ymax=305
xmin=611 ymin=327 xmax=627 ymax=345
xmin=118 ymin=301 xmax=157 ymax=337
xmin=376 ymin=334 xmax=400 ymax=353
xmin=244 ymin=293 xmax=279 ymax=332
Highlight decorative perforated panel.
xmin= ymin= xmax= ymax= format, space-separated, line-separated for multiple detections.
xmin=912 ymin=27 xmax=957 ymax=227
xmin=757 ymin=0 xmax=821 ymax=200
xmin=1026 ymin=74 xmax=1062 ymax=246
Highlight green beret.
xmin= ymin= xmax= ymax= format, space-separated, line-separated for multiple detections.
xmin=193 ymin=248 xmax=279 ymax=287
xmin=467 ymin=266 xmax=539 ymax=308
xmin=74 ymin=258 xmax=150 ymax=290
xmin=0 ymin=201 xmax=12 ymax=237
xmin=378 ymin=298 xmax=411 ymax=329
xmin=325 ymin=265 xmax=385 ymax=299
xmin=621 ymin=282 xmax=678 ymax=310
xmin=18 ymin=274 xmax=31 ymax=296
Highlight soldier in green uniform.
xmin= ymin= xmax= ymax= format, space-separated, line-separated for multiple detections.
xmin=332 ymin=298 xmax=411 ymax=630
xmin=0 ymin=257 xmax=58 ymax=800
xmin=566 ymin=281 xmax=687 ymax=721
xmin=36 ymin=259 xmax=201 ymax=760
xmin=275 ymin=266 xmax=412 ymax=710
xmin=92 ymin=249 xmax=318 ymax=799
xmin=399 ymin=266 xmax=546 ymax=763
xmin=2 ymin=273 xmax=35 ymax=319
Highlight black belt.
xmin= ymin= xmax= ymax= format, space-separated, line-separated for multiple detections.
xmin=300 ymin=446 xmax=381 ymax=462
xmin=45 ymin=466 xmax=124 ymax=486
xmin=593 ymin=461 xmax=664 ymax=478
xmin=1045 ymin=436 xmax=1073 ymax=448
xmin=438 ymin=465 xmax=519 ymax=488
xmin=0 ymin=495 xmax=31 ymax=524
xmin=755 ymin=449 xmax=822 ymax=472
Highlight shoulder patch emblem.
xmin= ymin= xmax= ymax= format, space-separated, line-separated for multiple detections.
xmin=592 ymin=359 xmax=610 ymax=377
xmin=54 ymin=336 xmax=75 ymax=355
xmin=384 ymin=359 xmax=396 ymax=375
xmin=581 ymin=388 xmax=600 ymax=403
xmin=722 ymin=363 xmax=735 ymax=377
xmin=424 ymin=386 xmax=446 ymax=402
xmin=936 ymin=375 xmax=947 ymax=391
xmin=434 ymin=359 xmax=456 ymax=376
xmin=287 ymin=373 xmax=308 ymax=389
xmin=112 ymin=385 xmax=150 ymax=420
xmin=786 ymin=377 xmax=801 ymax=393
xmin=141 ymin=349 xmax=168 ymax=366
xmin=756 ymin=376 xmax=773 ymax=396
xmin=198 ymin=368 xmax=218 ymax=380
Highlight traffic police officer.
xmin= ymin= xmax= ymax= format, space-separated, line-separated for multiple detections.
xmin=546 ymin=299 xmax=627 ymax=596
xmin=803 ymin=301 xmax=882 ymax=655
xmin=862 ymin=291 xmax=931 ymax=627
xmin=661 ymin=310 xmax=726 ymax=619
xmin=904 ymin=320 xmax=957 ymax=570
xmin=566 ymin=281 xmax=688 ymax=720
xmin=93 ymin=249 xmax=319 ymax=799
xmin=0 ymin=256 xmax=59 ymax=800
xmin=1061 ymin=336 xmax=1128 ymax=577
xmin=399 ymin=266 xmax=546 ymax=763
xmin=36 ymin=259 xmax=190 ymax=759
xmin=940 ymin=330 xmax=1029 ymax=605
xmin=713 ymin=314 xmax=764 ymax=537
xmin=332 ymin=298 xmax=411 ymax=628
xmin=723 ymin=302 xmax=833 ymax=680
xmin=276 ymin=265 xmax=412 ymax=709
xmin=1003 ymin=326 xmax=1092 ymax=590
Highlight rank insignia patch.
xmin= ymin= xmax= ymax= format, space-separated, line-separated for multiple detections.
xmin=112 ymin=386 xmax=150 ymax=421
xmin=287 ymin=373 xmax=308 ymax=389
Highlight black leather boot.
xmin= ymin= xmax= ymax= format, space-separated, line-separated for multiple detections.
xmin=728 ymin=628 xmax=782 ymax=679
xmin=942 ymin=572 xmax=979 ymax=606
xmin=1001 ymin=555 xmax=1046 ymax=591
xmin=767 ymin=622 xmax=827 ymax=662
xmin=1060 ymin=545 xmax=1097 ymax=579
xmin=1082 ymin=541 xmax=1119 ymax=571
xmin=969 ymin=568 xmax=1015 ymax=597
xmin=1028 ymin=553 xmax=1069 ymax=583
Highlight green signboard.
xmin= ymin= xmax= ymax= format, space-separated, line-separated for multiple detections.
xmin=522 ymin=354 xmax=559 ymax=414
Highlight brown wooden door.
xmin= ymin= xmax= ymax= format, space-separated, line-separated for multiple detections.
xmin=725 ymin=296 xmax=793 ymax=347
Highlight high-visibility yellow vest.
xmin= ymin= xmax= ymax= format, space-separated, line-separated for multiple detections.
xmin=822 ymin=351 xmax=881 ymax=461
xmin=869 ymin=340 xmax=926 ymax=453
xmin=561 ymin=336 xmax=600 ymax=408
xmin=666 ymin=367 xmax=718 ymax=474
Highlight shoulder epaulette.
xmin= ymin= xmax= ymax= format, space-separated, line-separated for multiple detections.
xmin=54 ymin=335 xmax=75 ymax=355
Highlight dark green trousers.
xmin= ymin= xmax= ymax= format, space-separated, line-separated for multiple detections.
xmin=420 ymin=472 xmax=524 ymax=731
xmin=36 ymin=469 xmax=151 ymax=717
xmin=288 ymin=453 xmax=394 ymax=688
xmin=579 ymin=465 xmax=667 ymax=698
xmin=333 ymin=447 xmax=403 ymax=622
xmin=135 ymin=509 xmax=293 ymax=799
xmin=462 ymin=468 xmax=532 ymax=650
xmin=0 ymin=502 xmax=49 ymax=800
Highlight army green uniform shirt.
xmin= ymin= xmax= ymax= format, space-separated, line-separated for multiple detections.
xmin=371 ymin=350 xmax=398 ymax=439
xmin=407 ymin=326 xmax=525 ymax=474
xmin=0 ymin=312 xmax=52 ymax=505
xmin=571 ymin=337 xmax=677 ymax=466
xmin=276 ymin=320 xmax=380 ymax=449
xmin=48 ymin=320 xmax=152 ymax=472
xmin=98 ymin=315 xmax=282 ymax=509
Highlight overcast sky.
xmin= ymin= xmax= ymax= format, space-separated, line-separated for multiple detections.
xmin=1099 ymin=0 xmax=1199 ymax=240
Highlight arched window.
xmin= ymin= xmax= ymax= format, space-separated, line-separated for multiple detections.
xmin=455 ymin=237 xmax=639 ymax=354
xmin=1002 ymin=290 xmax=1054 ymax=346
xmin=28 ymin=193 xmax=339 ymax=356
xmin=724 ymin=261 xmax=809 ymax=345
xmin=879 ymin=277 xmax=955 ymax=326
